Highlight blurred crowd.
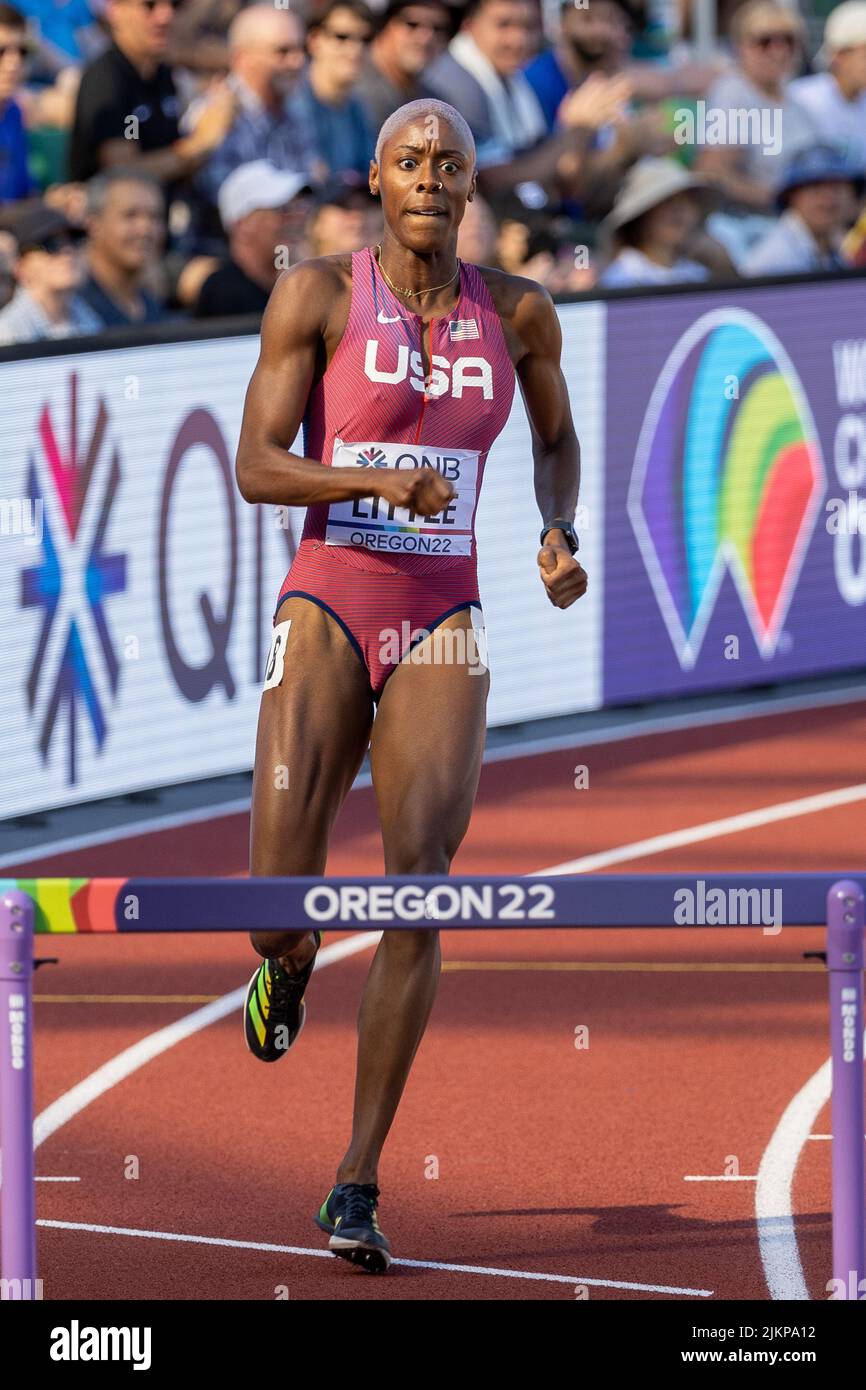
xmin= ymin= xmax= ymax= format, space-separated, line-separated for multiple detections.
xmin=0 ymin=0 xmax=865 ymax=343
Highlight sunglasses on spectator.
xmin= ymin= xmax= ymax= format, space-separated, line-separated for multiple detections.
xmin=0 ymin=42 xmax=31 ymax=58
xmin=399 ymin=16 xmax=451 ymax=36
xmin=747 ymin=31 xmax=798 ymax=50
xmin=137 ymin=0 xmax=184 ymax=12
xmin=321 ymin=26 xmax=371 ymax=44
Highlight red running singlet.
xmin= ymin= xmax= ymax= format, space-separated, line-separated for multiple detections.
xmin=274 ymin=245 xmax=516 ymax=698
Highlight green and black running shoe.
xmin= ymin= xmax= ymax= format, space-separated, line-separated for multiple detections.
xmin=243 ymin=933 xmax=321 ymax=1063
xmin=314 ymin=1183 xmax=392 ymax=1273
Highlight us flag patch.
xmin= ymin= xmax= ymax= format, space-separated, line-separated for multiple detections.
xmin=449 ymin=318 xmax=480 ymax=341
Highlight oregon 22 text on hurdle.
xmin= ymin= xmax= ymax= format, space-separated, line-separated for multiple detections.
xmin=303 ymin=883 xmax=557 ymax=923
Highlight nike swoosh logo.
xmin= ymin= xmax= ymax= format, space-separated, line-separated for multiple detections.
xmin=377 ymin=310 xmax=405 ymax=324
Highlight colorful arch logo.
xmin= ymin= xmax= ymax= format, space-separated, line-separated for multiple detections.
xmin=628 ymin=308 xmax=825 ymax=669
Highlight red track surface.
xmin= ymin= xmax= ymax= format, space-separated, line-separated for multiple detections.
xmin=8 ymin=700 xmax=866 ymax=1300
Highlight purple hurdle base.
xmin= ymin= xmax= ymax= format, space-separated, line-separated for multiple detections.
xmin=827 ymin=880 xmax=866 ymax=1300
xmin=0 ymin=888 xmax=36 ymax=1297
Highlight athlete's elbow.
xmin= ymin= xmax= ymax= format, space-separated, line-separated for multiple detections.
xmin=235 ymin=446 xmax=264 ymax=503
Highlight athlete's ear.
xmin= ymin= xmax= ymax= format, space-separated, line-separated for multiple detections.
xmin=467 ymin=169 xmax=477 ymax=203
xmin=369 ymin=159 xmax=379 ymax=197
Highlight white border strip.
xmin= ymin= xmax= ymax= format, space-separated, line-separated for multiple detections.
xmin=35 ymin=1218 xmax=713 ymax=1296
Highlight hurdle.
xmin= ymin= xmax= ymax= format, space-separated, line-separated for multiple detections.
xmin=1 ymin=872 xmax=863 ymax=1300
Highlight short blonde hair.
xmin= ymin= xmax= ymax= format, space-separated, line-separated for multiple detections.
xmin=731 ymin=0 xmax=805 ymax=47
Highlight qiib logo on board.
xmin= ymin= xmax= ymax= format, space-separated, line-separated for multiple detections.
xmin=20 ymin=373 xmax=127 ymax=782
xmin=628 ymin=308 xmax=825 ymax=669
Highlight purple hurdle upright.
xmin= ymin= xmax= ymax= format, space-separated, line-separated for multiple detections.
xmin=827 ymin=879 xmax=866 ymax=1300
xmin=0 ymin=888 xmax=36 ymax=1294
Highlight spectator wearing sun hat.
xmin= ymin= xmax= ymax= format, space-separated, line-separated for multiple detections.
xmin=790 ymin=2 xmax=866 ymax=168
xmin=598 ymin=156 xmax=717 ymax=287
xmin=744 ymin=143 xmax=865 ymax=275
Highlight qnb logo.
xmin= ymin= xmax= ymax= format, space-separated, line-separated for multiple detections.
xmin=20 ymin=373 xmax=127 ymax=782
xmin=50 ymin=1321 xmax=152 ymax=1371
xmin=357 ymin=446 xmax=388 ymax=467
xmin=364 ymin=340 xmax=493 ymax=399
xmin=629 ymin=309 xmax=824 ymax=669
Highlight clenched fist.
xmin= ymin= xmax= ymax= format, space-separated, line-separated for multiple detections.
xmin=538 ymin=543 xmax=588 ymax=609
xmin=374 ymin=467 xmax=456 ymax=517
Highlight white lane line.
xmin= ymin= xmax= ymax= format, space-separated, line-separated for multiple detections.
xmin=755 ymin=1050 xmax=838 ymax=1301
xmin=32 ymin=932 xmax=380 ymax=1154
xmin=4 ymin=686 xmax=863 ymax=871
xmin=542 ymin=782 xmax=866 ymax=876
xmin=35 ymin=1219 xmax=713 ymax=1296
xmin=35 ymin=1176 xmax=80 ymax=1182
xmin=684 ymin=1175 xmax=757 ymax=1182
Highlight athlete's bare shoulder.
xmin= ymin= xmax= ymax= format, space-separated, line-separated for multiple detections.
xmin=475 ymin=265 xmax=559 ymax=364
xmin=262 ymin=254 xmax=354 ymax=353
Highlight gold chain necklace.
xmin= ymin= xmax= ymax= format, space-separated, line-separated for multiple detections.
xmin=374 ymin=245 xmax=460 ymax=299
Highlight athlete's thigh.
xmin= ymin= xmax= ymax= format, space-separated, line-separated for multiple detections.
xmin=369 ymin=608 xmax=489 ymax=871
xmin=251 ymin=596 xmax=374 ymax=874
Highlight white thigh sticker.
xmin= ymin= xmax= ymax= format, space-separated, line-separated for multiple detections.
xmin=263 ymin=620 xmax=291 ymax=690
xmin=470 ymin=605 xmax=488 ymax=670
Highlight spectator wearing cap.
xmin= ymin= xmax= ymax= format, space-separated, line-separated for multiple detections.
xmin=790 ymin=2 xmax=866 ymax=168
xmin=306 ymin=177 xmax=382 ymax=256
xmin=598 ymin=156 xmax=715 ymax=287
xmin=356 ymin=0 xmax=452 ymax=132
xmin=68 ymin=0 xmax=238 ymax=188
xmin=695 ymin=1 xmax=818 ymax=212
xmin=0 ymin=4 xmax=32 ymax=203
xmin=195 ymin=159 xmax=312 ymax=317
xmin=78 ymin=168 xmax=167 ymax=326
xmin=743 ymin=144 xmax=865 ymax=275
xmin=292 ymin=0 xmax=375 ymax=180
xmin=0 ymin=203 xmax=101 ymax=343
xmin=195 ymin=5 xmax=319 ymax=210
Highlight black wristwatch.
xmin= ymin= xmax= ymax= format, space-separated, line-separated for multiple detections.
xmin=540 ymin=518 xmax=579 ymax=555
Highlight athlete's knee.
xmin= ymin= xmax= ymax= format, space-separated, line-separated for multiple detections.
xmin=384 ymin=843 xmax=453 ymax=875
xmin=382 ymin=925 xmax=440 ymax=959
xmin=249 ymin=927 xmax=315 ymax=961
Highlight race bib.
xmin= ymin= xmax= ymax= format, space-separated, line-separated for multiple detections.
xmin=325 ymin=438 xmax=479 ymax=558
